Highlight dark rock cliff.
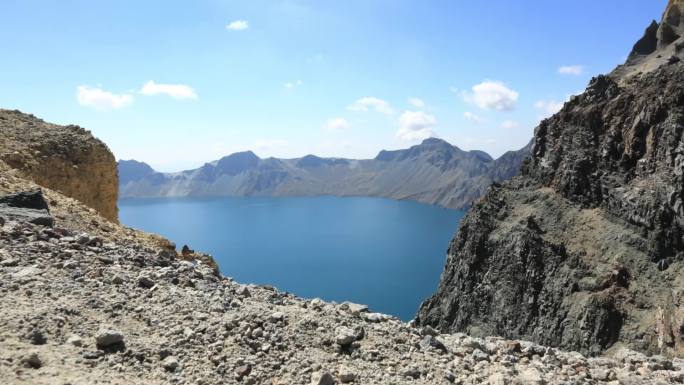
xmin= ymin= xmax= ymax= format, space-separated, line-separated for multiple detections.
xmin=418 ymin=1 xmax=684 ymax=357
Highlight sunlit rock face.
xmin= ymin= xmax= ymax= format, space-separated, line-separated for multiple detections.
xmin=0 ymin=109 xmax=119 ymax=222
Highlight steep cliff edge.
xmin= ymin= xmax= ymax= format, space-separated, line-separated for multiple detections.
xmin=0 ymin=109 xmax=119 ymax=222
xmin=418 ymin=2 xmax=684 ymax=357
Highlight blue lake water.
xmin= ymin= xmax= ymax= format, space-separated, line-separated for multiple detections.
xmin=119 ymin=196 xmax=464 ymax=320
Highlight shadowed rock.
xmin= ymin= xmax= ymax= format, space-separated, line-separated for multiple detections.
xmin=0 ymin=190 xmax=53 ymax=227
xmin=0 ymin=190 xmax=49 ymax=211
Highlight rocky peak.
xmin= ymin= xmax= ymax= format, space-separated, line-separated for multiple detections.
xmin=660 ymin=1 xmax=684 ymax=46
xmin=665 ymin=0 xmax=684 ymax=25
xmin=213 ymin=151 xmax=260 ymax=175
xmin=467 ymin=150 xmax=494 ymax=163
xmin=617 ymin=0 xmax=684 ymax=79
xmin=117 ymin=160 xmax=157 ymax=185
xmin=420 ymin=137 xmax=450 ymax=146
xmin=295 ymin=155 xmax=349 ymax=168
xmin=375 ymin=137 xmax=464 ymax=164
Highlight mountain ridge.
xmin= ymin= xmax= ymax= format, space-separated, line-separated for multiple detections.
xmin=119 ymin=138 xmax=531 ymax=210
xmin=418 ymin=1 xmax=684 ymax=358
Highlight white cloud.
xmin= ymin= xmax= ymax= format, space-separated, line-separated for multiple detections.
xmin=408 ymin=97 xmax=425 ymax=109
xmin=325 ymin=117 xmax=350 ymax=131
xmin=558 ymin=65 xmax=584 ymax=75
xmin=535 ymin=100 xmax=565 ymax=117
xmin=462 ymin=81 xmax=519 ymax=111
xmin=501 ymin=120 xmax=520 ymax=129
xmin=77 ymin=86 xmax=133 ymax=110
xmin=347 ymin=97 xmax=393 ymax=115
xmin=140 ymin=81 xmax=198 ymax=100
xmin=463 ymin=111 xmax=484 ymax=124
xmin=226 ymin=20 xmax=249 ymax=30
xmin=285 ymin=80 xmax=302 ymax=89
xmin=397 ymin=110 xmax=437 ymax=141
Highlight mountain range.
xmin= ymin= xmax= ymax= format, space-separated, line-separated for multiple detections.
xmin=118 ymin=138 xmax=531 ymax=210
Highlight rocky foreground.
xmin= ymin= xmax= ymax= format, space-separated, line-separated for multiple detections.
xmin=1 ymin=193 xmax=683 ymax=385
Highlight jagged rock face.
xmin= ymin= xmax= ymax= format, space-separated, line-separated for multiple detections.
xmin=418 ymin=8 xmax=684 ymax=357
xmin=616 ymin=0 xmax=684 ymax=80
xmin=527 ymin=67 xmax=684 ymax=261
xmin=0 ymin=110 xmax=119 ymax=222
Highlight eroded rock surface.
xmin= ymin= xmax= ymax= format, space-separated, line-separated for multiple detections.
xmin=0 ymin=109 xmax=118 ymax=221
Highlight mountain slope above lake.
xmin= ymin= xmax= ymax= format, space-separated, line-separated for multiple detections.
xmin=119 ymin=138 xmax=531 ymax=210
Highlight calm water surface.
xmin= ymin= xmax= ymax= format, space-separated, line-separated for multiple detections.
xmin=119 ymin=196 xmax=464 ymax=320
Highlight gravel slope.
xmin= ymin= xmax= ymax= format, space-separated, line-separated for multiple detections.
xmin=1 ymin=203 xmax=683 ymax=385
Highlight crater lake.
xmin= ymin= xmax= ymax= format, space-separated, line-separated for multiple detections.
xmin=119 ymin=196 xmax=464 ymax=320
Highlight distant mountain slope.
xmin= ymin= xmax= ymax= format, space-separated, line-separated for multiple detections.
xmin=119 ymin=138 xmax=531 ymax=209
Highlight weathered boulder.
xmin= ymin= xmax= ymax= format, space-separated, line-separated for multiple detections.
xmin=0 ymin=190 xmax=49 ymax=211
xmin=0 ymin=190 xmax=53 ymax=227
xmin=95 ymin=328 xmax=124 ymax=349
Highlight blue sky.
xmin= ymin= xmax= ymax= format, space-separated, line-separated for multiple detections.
xmin=0 ymin=0 xmax=666 ymax=171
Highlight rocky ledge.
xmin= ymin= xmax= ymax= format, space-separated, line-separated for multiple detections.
xmin=1 ymin=193 xmax=683 ymax=385
xmin=0 ymin=109 xmax=119 ymax=222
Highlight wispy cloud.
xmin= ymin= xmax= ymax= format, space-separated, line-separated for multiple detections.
xmin=397 ymin=110 xmax=436 ymax=141
xmin=226 ymin=20 xmax=249 ymax=31
xmin=501 ymin=120 xmax=520 ymax=129
xmin=408 ymin=97 xmax=426 ymax=109
xmin=285 ymin=80 xmax=302 ymax=89
xmin=463 ymin=111 xmax=484 ymax=124
xmin=347 ymin=97 xmax=393 ymax=115
xmin=558 ymin=65 xmax=584 ymax=75
xmin=140 ymin=81 xmax=198 ymax=100
xmin=325 ymin=117 xmax=350 ymax=131
xmin=77 ymin=86 xmax=133 ymax=110
xmin=461 ymin=80 xmax=519 ymax=111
